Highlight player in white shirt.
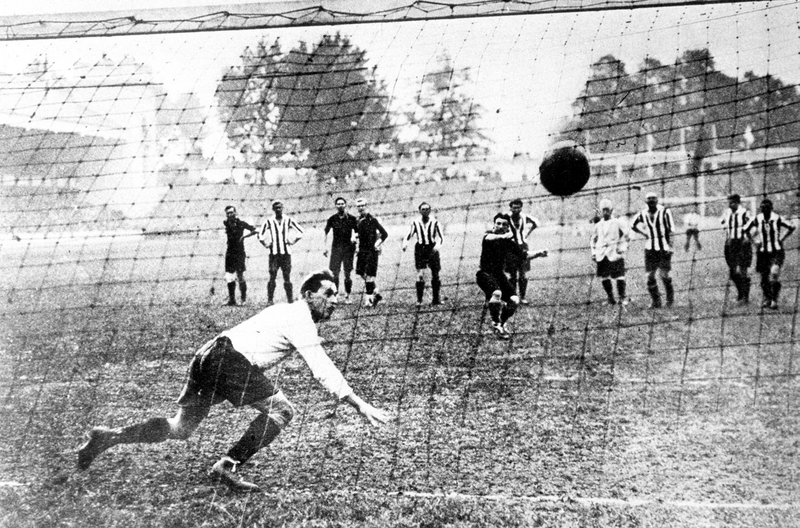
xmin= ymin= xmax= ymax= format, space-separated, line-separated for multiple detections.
xmin=683 ymin=210 xmax=702 ymax=252
xmin=590 ymin=199 xmax=630 ymax=306
xmin=77 ymin=269 xmax=390 ymax=492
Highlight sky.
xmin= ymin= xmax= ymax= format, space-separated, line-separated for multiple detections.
xmin=1 ymin=1 xmax=798 ymax=158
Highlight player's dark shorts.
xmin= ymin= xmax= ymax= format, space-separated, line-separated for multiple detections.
xmin=329 ymin=244 xmax=355 ymax=276
xmin=225 ymin=250 xmax=246 ymax=273
xmin=644 ymin=250 xmax=672 ymax=273
xmin=755 ymin=250 xmax=785 ymax=274
xmin=724 ymin=239 xmax=752 ymax=269
xmin=356 ymin=250 xmax=379 ymax=277
xmin=177 ymin=336 xmax=277 ymax=408
xmin=505 ymin=243 xmax=531 ymax=274
xmin=476 ymin=270 xmax=516 ymax=303
xmin=414 ymin=244 xmax=441 ymax=272
xmin=268 ymin=253 xmax=292 ymax=277
xmin=596 ymin=257 xmax=625 ymax=278
xmin=685 ymin=228 xmax=700 ymax=238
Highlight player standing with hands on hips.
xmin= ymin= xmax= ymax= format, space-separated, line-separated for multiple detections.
xmin=631 ymin=193 xmax=676 ymax=308
xmin=222 ymin=205 xmax=257 ymax=306
xmin=743 ymin=198 xmax=795 ymax=309
xmin=590 ymin=199 xmax=630 ymax=306
xmin=77 ymin=269 xmax=391 ymax=492
xmin=259 ymin=200 xmax=304 ymax=305
xmin=324 ymin=197 xmax=358 ymax=304
xmin=402 ymin=202 xmax=444 ymax=306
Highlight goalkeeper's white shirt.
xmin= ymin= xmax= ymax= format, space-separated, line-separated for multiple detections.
xmin=220 ymin=301 xmax=353 ymax=400
xmin=591 ymin=217 xmax=629 ymax=262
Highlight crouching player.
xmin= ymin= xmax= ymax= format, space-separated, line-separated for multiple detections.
xmin=476 ymin=213 xmax=548 ymax=340
xmin=77 ymin=269 xmax=390 ymax=492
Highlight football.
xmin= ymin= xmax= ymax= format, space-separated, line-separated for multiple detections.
xmin=539 ymin=141 xmax=591 ymax=196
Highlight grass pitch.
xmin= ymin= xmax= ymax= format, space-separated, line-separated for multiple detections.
xmin=1 ymin=221 xmax=798 ymax=527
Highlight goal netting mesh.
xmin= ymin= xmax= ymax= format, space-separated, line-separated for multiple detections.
xmin=1 ymin=0 xmax=798 ymax=520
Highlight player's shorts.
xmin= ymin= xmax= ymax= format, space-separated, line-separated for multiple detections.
xmin=596 ymin=257 xmax=625 ymax=278
xmin=685 ymin=228 xmax=700 ymax=238
xmin=356 ymin=250 xmax=379 ymax=277
xmin=268 ymin=253 xmax=292 ymax=276
xmin=225 ymin=250 xmax=246 ymax=274
xmin=414 ymin=244 xmax=441 ymax=272
xmin=476 ymin=270 xmax=516 ymax=303
xmin=755 ymin=250 xmax=785 ymax=274
xmin=724 ymin=239 xmax=752 ymax=269
xmin=644 ymin=250 xmax=672 ymax=273
xmin=177 ymin=336 xmax=277 ymax=408
xmin=329 ymin=244 xmax=355 ymax=276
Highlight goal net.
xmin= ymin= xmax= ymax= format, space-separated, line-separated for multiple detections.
xmin=1 ymin=1 xmax=798 ymax=524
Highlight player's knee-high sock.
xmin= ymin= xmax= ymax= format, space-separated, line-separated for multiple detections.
xmin=772 ymin=281 xmax=781 ymax=302
xmin=415 ymin=281 xmax=425 ymax=303
xmin=760 ymin=274 xmax=771 ymax=301
xmin=239 ymin=281 xmax=247 ymax=302
xmin=601 ymin=279 xmax=614 ymax=303
xmin=663 ymin=277 xmax=674 ymax=306
xmin=112 ymin=418 xmax=171 ymax=445
xmin=267 ymin=278 xmax=276 ymax=303
xmin=500 ymin=303 xmax=517 ymax=323
xmin=518 ymin=276 xmax=529 ymax=300
xmin=488 ymin=301 xmax=502 ymax=323
xmin=344 ymin=277 xmax=352 ymax=295
xmin=616 ymin=279 xmax=626 ymax=300
xmin=431 ymin=277 xmax=441 ymax=304
xmin=227 ymin=282 xmax=236 ymax=304
xmin=647 ymin=277 xmax=661 ymax=306
xmin=226 ymin=414 xmax=284 ymax=464
xmin=365 ymin=282 xmax=375 ymax=295
xmin=741 ymin=276 xmax=750 ymax=302
xmin=729 ymin=269 xmax=741 ymax=299
xmin=284 ymin=282 xmax=294 ymax=303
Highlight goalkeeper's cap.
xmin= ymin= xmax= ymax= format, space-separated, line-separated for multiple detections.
xmin=599 ymin=198 xmax=614 ymax=211
xmin=645 ymin=192 xmax=658 ymax=200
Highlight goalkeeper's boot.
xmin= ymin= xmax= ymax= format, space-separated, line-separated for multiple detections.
xmin=210 ymin=457 xmax=261 ymax=493
xmin=77 ymin=427 xmax=114 ymax=470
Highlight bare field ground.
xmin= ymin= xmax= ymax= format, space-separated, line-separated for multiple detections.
xmin=1 ymin=224 xmax=798 ymax=527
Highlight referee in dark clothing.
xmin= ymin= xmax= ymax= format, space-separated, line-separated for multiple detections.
xmin=355 ymin=198 xmax=389 ymax=307
xmin=324 ymin=197 xmax=358 ymax=304
xmin=223 ymin=205 xmax=256 ymax=306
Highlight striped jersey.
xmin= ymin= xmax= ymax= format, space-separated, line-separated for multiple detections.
xmin=744 ymin=212 xmax=794 ymax=252
xmin=258 ymin=216 xmax=304 ymax=255
xmin=508 ymin=213 xmax=539 ymax=246
xmin=631 ymin=205 xmax=674 ymax=251
xmin=406 ymin=217 xmax=444 ymax=246
xmin=721 ymin=206 xmax=751 ymax=240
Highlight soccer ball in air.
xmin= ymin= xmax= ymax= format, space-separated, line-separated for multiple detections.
xmin=538 ymin=141 xmax=591 ymax=197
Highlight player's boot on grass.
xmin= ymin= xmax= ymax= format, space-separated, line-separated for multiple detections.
xmin=372 ymin=293 xmax=383 ymax=307
xmin=210 ymin=457 xmax=261 ymax=493
xmin=77 ymin=427 xmax=114 ymax=470
xmin=492 ymin=322 xmax=510 ymax=340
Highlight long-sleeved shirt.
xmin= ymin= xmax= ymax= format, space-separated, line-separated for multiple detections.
xmin=721 ymin=206 xmax=751 ymax=240
xmin=744 ymin=212 xmax=794 ymax=253
xmin=631 ymin=205 xmax=674 ymax=251
xmin=224 ymin=218 xmax=255 ymax=255
xmin=221 ymin=301 xmax=353 ymax=400
xmin=258 ymin=216 xmax=304 ymax=255
xmin=591 ymin=217 xmax=629 ymax=262
xmin=479 ymin=234 xmax=525 ymax=276
xmin=356 ymin=213 xmax=388 ymax=252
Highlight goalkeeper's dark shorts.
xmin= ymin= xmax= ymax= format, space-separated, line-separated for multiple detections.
xmin=476 ymin=270 xmax=515 ymax=303
xmin=177 ymin=336 xmax=277 ymax=408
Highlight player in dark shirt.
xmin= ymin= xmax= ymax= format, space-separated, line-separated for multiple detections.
xmin=355 ymin=198 xmax=389 ymax=307
xmin=477 ymin=213 xmax=547 ymax=339
xmin=324 ymin=197 xmax=358 ymax=304
xmin=223 ymin=205 xmax=257 ymax=306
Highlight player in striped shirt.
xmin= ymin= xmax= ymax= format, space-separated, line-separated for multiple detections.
xmin=631 ymin=193 xmax=676 ymax=308
xmin=506 ymin=198 xmax=540 ymax=305
xmin=743 ymin=198 xmax=796 ymax=309
xmin=402 ymin=202 xmax=444 ymax=305
xmin=258 ymin=200 xmax=305 ymax=305
xmin=721 ymin=194 xmax=753 ymax=305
